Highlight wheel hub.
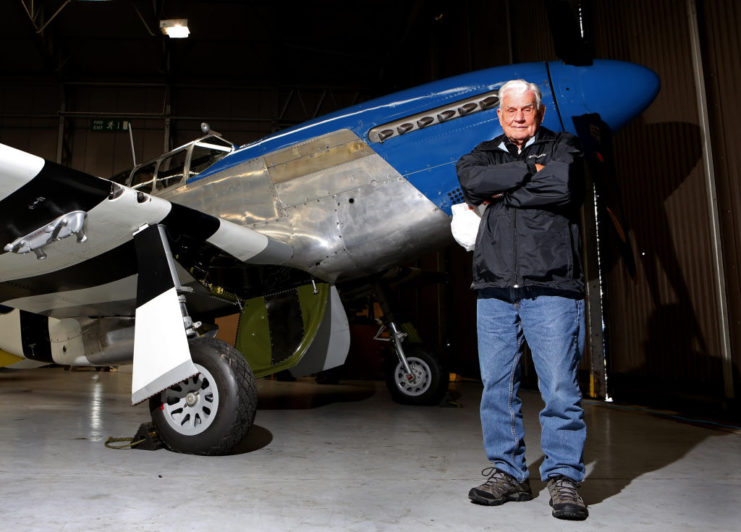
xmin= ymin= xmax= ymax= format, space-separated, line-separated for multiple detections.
xmin=185 ymin=391 xmax=198 ymax=407
xmin=395 ymin=357 xmax=431 ymax=397
xmin=159 ymin=363 xmax=219 ymax=436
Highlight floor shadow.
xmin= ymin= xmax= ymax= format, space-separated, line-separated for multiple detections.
xmin=256 ymin=379 xmax=376 ymax=410
xmin=228 ymin=424 xmax=274 ymax=454
xmin=123 ymin=423 xmax=274 ymax=456
xmin=582 ymin=399 xmax=733 ymax=505
xmin=510 ymin=383 xmax=735 ymax=507
xmin=574 ymin=118 xmax=738 ymax=503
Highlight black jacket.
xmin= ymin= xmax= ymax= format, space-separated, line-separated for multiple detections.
xmin=456 ymin=127 xmax=585 ymax=298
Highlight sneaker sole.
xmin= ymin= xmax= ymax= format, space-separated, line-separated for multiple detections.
xmin=468 ymin=488 xmax=533 ymax=506
xmin=552 ymin=509 xmax=588 ymax=520
xmin=550 ymin=501 xmax=588 ymax=520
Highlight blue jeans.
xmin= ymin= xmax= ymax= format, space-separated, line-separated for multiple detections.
xmin=477 ymin=294 xmax=586 ymax=482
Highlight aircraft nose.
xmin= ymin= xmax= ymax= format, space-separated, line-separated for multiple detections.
xmin=548 ymin=59 xmax=660 ymax=134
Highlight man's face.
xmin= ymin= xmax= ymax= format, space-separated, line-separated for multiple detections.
xmin=497 ymin=89 xmax=545 ymax=147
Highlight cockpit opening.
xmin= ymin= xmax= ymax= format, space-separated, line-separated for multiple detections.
xmin=110 ymin=134 xmax=235 ymax=194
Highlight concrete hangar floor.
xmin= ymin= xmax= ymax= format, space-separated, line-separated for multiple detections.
xmin=0 ymin=365 xmax=739 ymax=531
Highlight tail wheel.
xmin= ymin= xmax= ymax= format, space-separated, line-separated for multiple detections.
xmin=149 ymin=337 xmax=257 ymax=455
xmin=385 ymin=346 xmax=449 ymax=405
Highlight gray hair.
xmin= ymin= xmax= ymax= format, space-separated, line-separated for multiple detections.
xmin=498 ymin=80 xmax=542 ymax=109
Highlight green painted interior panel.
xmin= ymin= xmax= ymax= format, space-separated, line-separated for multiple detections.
xmin=236 ymin=282 xmax=329 ymax=377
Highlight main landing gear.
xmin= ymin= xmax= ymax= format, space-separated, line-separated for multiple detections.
xmin=132 ymin=223 xmax=257 ymax=455
xmin=149 ymin=337 xmax=258 ymax=455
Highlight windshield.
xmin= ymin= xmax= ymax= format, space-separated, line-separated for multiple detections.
xmin=122 ymin=134 xmax=235 ymax=193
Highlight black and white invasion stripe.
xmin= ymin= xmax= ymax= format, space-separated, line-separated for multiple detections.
xmin=0 ymin=142 xmax=292 ymax=319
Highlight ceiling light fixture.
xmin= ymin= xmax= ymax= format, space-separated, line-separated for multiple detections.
xmin=159 ymin=19 xmax=190 ymax=39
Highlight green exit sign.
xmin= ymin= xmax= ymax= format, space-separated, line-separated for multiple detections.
xmin=91 ymin=119 xmax=130 ymax=132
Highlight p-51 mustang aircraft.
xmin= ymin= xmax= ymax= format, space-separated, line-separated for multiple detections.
xmin=0 ymin=49 xmax=659 ymax=454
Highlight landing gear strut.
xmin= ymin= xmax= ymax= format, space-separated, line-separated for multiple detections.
xmin=133 ymin=224 xmax=257 ymax=455
xmin=372 ymin=280 xmax=449 ymax=405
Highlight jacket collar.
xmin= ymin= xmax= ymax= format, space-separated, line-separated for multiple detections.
xmin=498 ymin=135 xmax=536 ymax=155
xmin=478 ymin=126 xmax=557 ymax=152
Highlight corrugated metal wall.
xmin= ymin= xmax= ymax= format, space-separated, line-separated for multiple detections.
xmin=0 ymin=81 xmax=371 ymax=181
xmin=593 ymin=0 xmax=736 ymax=402
xmin=701 ymin=0 xmax=741 ymax=399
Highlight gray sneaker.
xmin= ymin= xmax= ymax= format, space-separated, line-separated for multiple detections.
xmin=469 ymin=467 xmax=533 ymax=506
xmin=547 ymin=475 xmax=588 ymax=520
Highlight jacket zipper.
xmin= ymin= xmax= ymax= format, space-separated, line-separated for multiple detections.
xmin=496 ymin=135 xmax=548 ymax=290
xmin=512 ymin=146 xmax=527 ymax=289
xmin=513 ymin=207 xmax=519 ymax=288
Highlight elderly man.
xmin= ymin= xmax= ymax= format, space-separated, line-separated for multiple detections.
xmin=456 ymin=79 xmax=588 ymax=521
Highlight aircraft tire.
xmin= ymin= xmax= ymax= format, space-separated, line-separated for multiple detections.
xmin=385 ymin=346 xmax=449 ymax=406
xmin=149 ymin=337 xmax=257 ymax=455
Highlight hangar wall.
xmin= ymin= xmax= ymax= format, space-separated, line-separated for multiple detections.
xmin=0 ymin=81 xmax=370 ymax=178
xmin=591 ymin=0 xmax=739 ymax=406
xmin=598 ymin=1 xmax=723 ymax=402
xmin=503 ymin=0 xmax=740 ymax=406
xmin=0 ymin=0 xmax=738 ymax=410
xmin=701 ymin=0 xmax=741 ymax=402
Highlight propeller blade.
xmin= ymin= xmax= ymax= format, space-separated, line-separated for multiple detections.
xmin=545 ymin=0 xmax=594 ymax=66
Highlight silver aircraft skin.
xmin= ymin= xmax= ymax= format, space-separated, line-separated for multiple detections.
xmin=156 ymin=129 xmax=451 ymax=283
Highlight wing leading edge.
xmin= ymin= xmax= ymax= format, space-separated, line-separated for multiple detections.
xmin=0 ymin=143 xmax=295 ymax=402
xmin=0 ymin=142 xmax=293 ymax=317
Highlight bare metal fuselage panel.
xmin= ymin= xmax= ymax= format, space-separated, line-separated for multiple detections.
xmin=160 ymin=129 xmax=452 ymax=282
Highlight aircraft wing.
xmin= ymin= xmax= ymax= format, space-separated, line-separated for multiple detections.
xmin=0 ymin=142 xmax=296 ymax=403
xmin=0 ymin=142 xmax=293 ymax=319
